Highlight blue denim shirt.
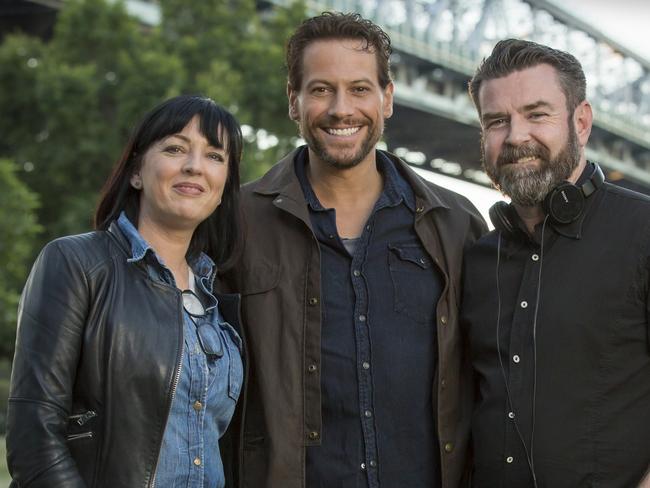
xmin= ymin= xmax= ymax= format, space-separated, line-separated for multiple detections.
xmin=296 ymin=151 xmax=443 ymax=487
xmin=117 ymin=213 xmax=243 ymax=488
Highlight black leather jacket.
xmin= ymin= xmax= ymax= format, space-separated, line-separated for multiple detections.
xmin=6 ymin=222 xmax=243 ymax=487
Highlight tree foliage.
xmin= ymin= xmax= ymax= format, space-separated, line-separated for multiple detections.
xmin=0 ymin=0 xmax=306 ymax=359
xmin=159 ymin=0 xmax=306 ymax=180
xmin=0 ymin=159 xmax=41 ymax=359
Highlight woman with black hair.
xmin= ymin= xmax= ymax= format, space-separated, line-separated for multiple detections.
xmin=7 ymin=95 xmax=245 ymax=488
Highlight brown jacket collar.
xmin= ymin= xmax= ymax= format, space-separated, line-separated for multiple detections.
xmin=251 ymin=146 xmax=450 ymax=214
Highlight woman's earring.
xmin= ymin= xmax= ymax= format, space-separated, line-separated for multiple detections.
xmin=132 ymin=180 xmax=142 ymax=189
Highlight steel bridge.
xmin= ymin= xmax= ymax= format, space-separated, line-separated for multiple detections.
xmin=5 ymin=0 xmax=650 ymax=190
xmin=269 ymin=0 xmax=650 ymax=191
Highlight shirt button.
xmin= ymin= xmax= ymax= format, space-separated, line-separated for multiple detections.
xmin=444 ymin=442 xmax=454 ymax=453
xmin=328 ymin=234 xmax=335 ymax=239
xmin=353 ymin=269 xmax=361 ymax=277
xmin=416 ymin=205 xmax=425 ymax=213
xmin=308 ymin=297 xmax=318 ymax=305
xmin=369 ymin=460 xmax=377 ymax=468
xmin=520 ymin=301 xmax=528 ymax=308
xmin=274 ymin=197 xmax=283 ymax=204
xmin=308 ymin=364 xmax=317 ymax=373
xmin=419 ymin=257 xmax=427 ymax=264
xmin=508 ymin=411 xmax=515 ymax=419
xmin=441 ymin=378 xmax=447 ymax=388
xmin=193 ymin=457 xmax=202 ymax=466
xmin=308 ymin=431 xmax=320 ymax=440
xmin=506 ymin=456 xmax=514 ymax=464
xmin=361 ymin=463 xmax=366 ymax=470
xmin=440 ymin=315 xmax=447 ymax=325
xmin=359 ymin=315 xmax=366 ymax=322
xmin=366 ymin=224 xmax=371 ymax=231
xmin=193 ymin=400 xmax=203 ymax=411
xmin=362 ymin=361 xmax=370 ymax=370
xmin=364 ymin=410 xmax=372 ymax=418
xmin=532 ymin=254 xmax=540 ymax=261
xmin=513 ymin=355 xmax=521 ymax=363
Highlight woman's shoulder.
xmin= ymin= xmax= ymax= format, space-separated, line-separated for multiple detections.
xmin=39 ymin=229 xmax=125 ymax=273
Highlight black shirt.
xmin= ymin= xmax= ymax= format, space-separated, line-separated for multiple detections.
xmin=296 ymin=149 xmax=443 ymax=488
xmin=461 ymin=166 xmax=650 ymax=488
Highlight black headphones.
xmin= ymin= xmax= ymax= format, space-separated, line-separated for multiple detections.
xmin=489 ymin=163 xmax=604 ymax=236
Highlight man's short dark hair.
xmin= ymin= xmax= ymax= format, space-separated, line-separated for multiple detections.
xmin=286 ymin=11 xmax=393 ymax=90
xmin=469 ymin=39 xmax=587 ymax=116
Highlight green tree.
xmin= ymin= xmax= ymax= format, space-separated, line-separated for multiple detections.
xmin=0 ymin=0 xmax=308 ymax=361
xmin=0 ymin=0 xmax=185 ymax=244
xmin=0 ymin=159 xmax=41 ymax=359
xmin=160 ymin=0 xmax=306 ymax=180
xmin=1 ymin=0 xmax=306 ymax=241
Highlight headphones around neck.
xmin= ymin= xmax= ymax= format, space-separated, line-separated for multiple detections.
xmin=489 ymin=163 xmax=604 ymax=236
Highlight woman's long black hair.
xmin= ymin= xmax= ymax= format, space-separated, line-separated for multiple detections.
xmin=95 ymin=95 xmax=243 ymax=271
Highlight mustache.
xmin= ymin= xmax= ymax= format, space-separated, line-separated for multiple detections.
xmin=496 ymin=143 xmax=550 ymax=166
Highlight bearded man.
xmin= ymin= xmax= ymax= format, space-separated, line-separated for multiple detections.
xmin=461 ymin=39 xmax=650 ymax=488
xmin=221 ymin=11 xmax=486 ymax=488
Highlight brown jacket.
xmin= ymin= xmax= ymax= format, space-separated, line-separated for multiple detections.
xmin=222 ymin=148 xmax=487 ymax=488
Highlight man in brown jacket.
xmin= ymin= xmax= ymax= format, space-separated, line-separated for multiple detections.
xmin=223 ymin=12 xmax=486 ymax=488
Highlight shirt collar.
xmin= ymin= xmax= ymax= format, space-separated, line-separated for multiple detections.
xmin=117 ymin=212 xmax=158 ymax=264
xmin=294 ymin=147 xmax=415 ymax=212
xmin=116 ymin=212 xmax=215 ymax=280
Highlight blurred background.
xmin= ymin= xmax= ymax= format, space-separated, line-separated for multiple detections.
xmin=1 ymin=0 xmax=649 ymax=482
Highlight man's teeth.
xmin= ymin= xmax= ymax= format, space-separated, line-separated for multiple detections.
xmin=517 ymin=156 xmax=537 ymax=163
xmin=327 ymin=127 xmax=360 ymax=136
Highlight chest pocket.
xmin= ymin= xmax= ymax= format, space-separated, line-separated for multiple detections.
xmin=388 ymin=243 xmax=439 ymax=325
xmin=238 ymin=261 xmax=280 ymax=296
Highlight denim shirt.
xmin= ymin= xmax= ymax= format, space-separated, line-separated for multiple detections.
xmin=117 ymin=213 xmax=243 ymax=488
xmin=296 ymin=152 xmax=443 ymax=487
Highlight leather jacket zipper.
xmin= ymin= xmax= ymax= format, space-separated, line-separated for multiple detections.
xmin=149 ymin=293 xmax=185 ymax=488
xmin=66 ymin=431 xmax=94 ymax=441
xmin=69 ymin=410 xmax=97 ymax=426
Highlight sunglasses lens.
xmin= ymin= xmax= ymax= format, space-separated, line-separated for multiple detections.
xmin=182 ymin=290 xmax=205 ymax=317
xmin=197 ymin=328 xmax=224 ymax=358
xmin=181 ymin=290 xmax=222 ymax=358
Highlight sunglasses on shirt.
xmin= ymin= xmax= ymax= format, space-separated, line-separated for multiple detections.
xmin=181 ymin=289 xmax=224 ymax=359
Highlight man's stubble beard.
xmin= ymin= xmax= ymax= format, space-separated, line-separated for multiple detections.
xmin=301 ymin=117 xmax=384 ymax=170
xmin=482 ymin=120 xmax=581 ymax=207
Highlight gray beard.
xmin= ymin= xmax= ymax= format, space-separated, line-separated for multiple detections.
xmin=483 ymin=125 xmax=580 ymax=207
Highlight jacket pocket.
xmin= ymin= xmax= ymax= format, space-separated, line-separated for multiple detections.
xmin=66 ymin=409 xmax=99 ymax=486
xmin=388 ymin=244 xmax=438 ymax=324
xmin=238 ymin=261 xmax=279 ymax=296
